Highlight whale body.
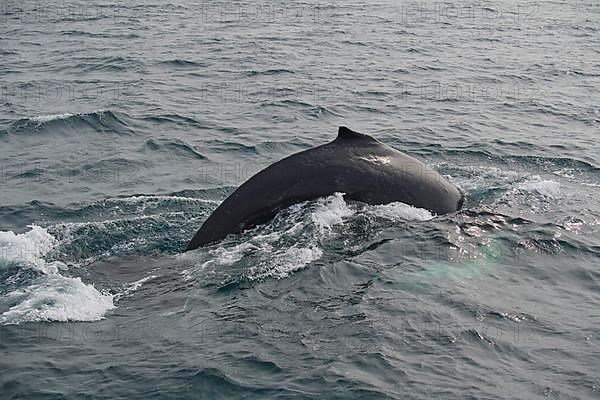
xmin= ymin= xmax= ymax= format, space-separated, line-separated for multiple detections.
xmin=186 ymin=126 xmax=463 ymax=251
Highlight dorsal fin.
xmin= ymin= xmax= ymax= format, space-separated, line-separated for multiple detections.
xmin=336 ymin=126 xmax=376 ymax=142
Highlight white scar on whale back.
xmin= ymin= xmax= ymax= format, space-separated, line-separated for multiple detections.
xmin=358 ymin=155 xmax=392 ymax=165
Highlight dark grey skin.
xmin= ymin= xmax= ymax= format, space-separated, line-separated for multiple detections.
xmin=186 ymin=127 xmax=464 ymax=251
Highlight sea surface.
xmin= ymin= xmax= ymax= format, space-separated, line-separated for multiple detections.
xmin=1 ymin=0 xmax=599 ymax=399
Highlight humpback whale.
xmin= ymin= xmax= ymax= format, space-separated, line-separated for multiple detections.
xmin=186 ymin=126 xmax=463 ymax=251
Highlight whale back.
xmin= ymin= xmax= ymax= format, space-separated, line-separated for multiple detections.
xmin=186 ymin=127 xmax=463 ymax=250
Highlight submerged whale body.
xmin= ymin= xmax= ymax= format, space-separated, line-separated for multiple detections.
xmin=186 ymin=127 xmax=464 ymax=251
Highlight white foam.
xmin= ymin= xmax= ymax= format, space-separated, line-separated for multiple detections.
xmin=246 ymin=194 xmax=434 ymax=279
xmin=29 ymin=113 xmax=74 ymax=124
xmin=553 ymin=168 xmax=575 ymax=179
xmin=441 ymin=164 xmax=532 ymax=197
xmin=211 ymin=242 xmax=261 ymax=266
xmin=179 ymin=241 xmax=264 ymax=281
xmin=271 ymin=245 xmax=322 ymax=278
xmin=312 ymin=192 xmax=354 ymax=232
xmin=107 ymin=195 xmax=220 ymax=205
xmin=184 ymin=193 xmax=439 ymax=282
xmin=0 ymin=226 xmax=115 ymax=324
xmin=0 ymin=225 xmax=57 ymax=273
xmin=370 ymin=202 xmax=434 ymax=221
xmin=517 ymin=178 xmax=561 ymax=197
xmin=581 ymin=182 xmax=600 ymax=188
xmin=114 ymin=275 xmax=157 ymax=301
xmin=54 ymin=211 xmax=186 ymax=236
xmin=183 ymin=196 xmax=351 ymax=281
xmin=0 ymin=275 xmax=114 ymax=324
xmin=250 ymin=245 xmax=323 ymax=280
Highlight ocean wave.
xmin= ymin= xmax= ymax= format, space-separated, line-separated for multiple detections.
xmin=311 ymin=192 xmax=355 ymax=233
xmin=0 ymin=187 xmax=233 ymax=324
xmin=114 ymin=275 xmax=158 ymax=301
xmin=28 ymin=113 xmax=74 ymax=124
xmin=157 ymin=59 xmax=207 ymax=69
xmin=440 ymin=148 xmax=599 ymax=172
xmin=73 ymin=56 xmax=142 ymax=73
xmin=0 ymin=224 xmax=57 ymax=273
xmin=0 ymin=225 xmax=115 ymax=325
xmin=144 ymin=138 xmax=207 ymax=159
xmin=244 ymin=68 xmax=296 ymax=76
xmin=140 ymin=114 xmax=212 ymax=128
xmin=49 ymin=210 xmax=195 ymax=264
xmin=369 ymin=202 xmax=435 ymax=221
xmin=105 ymin=194 xmax=221 ymax=205
xmin=516 ymin=179 xmax=561 ymax=198
xmin=0 ymin=273 xmax=115 ymax=325
xmin=7 ymin=110 xmax=134 ymax=136
xmin=62 ymin=30 xmax=140 ymax=39
xmin=182 ymin=193 xmax=437 ymax=282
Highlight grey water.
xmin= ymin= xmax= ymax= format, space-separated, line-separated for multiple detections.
xmin=1 ymin=0 xmax=599 ymax=399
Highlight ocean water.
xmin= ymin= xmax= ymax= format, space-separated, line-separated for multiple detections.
xmin=1 ymin=0 xmax=599 ymax=399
